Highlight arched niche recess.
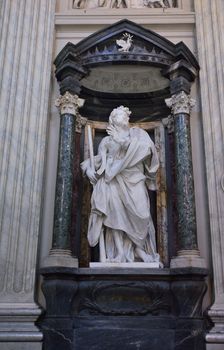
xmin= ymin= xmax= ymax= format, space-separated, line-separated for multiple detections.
xmin=52 ymin=19 xmax=201 ymax=269
xmin=40 ymin=19 xmax=208 ymax=350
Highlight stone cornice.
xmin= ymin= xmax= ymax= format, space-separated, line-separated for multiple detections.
xmin=55 ymin=12 xmax=195 ymax=26
xmin=165 ymin=91 xmax=195 ymax=115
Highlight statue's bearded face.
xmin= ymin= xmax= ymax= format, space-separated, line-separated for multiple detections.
xmin=112 ymin=110 xmax=129 ymax=128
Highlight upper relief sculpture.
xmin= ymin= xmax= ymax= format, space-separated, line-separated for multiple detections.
xmin=81 ymin=106 xmax=161 ymax=265
xmin=116 ymin=33 xmax=133 ymax=52
xmin=73 ymin=0 xmax=176 ymax=9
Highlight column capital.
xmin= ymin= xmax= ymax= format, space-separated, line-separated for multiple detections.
xmin=165 ymin=91 xmax=195 ymax=115
xmin=55 ymin=91 xmax=85 ymax=116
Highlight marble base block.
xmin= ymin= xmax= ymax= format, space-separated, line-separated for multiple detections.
xmin=170 ymin=250 xmax=206 ymax=268
xmin=90 ymin=262 xmax=160 ymax=268
xmin=206 ymin=345 xmax=224 ymax=350
xmin=42 ymin=249 xmax=78 ymax=268
xmin=0 ymin=343 xmax=42 ymax=350
xmin=206 ymin=307 xmax=224 ymax=344
xmin=0 ymin=303 xmax=42 ymax=349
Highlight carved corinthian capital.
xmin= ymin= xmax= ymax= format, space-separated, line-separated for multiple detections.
xmin=55 ymin=91 xmax=85 ymax=115
xmin=165 ymin=91 xmax=195 ymax=115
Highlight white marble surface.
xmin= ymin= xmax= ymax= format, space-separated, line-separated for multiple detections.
xmin=90 ymin=262 xmax=160 ymax=268
xmin=0 ymin=0 xmax=56 ymax=347
xmin=82 ymin=106 xmax=161 ymax=265
xmin=195 ymin=0 xmax=224 ymax=344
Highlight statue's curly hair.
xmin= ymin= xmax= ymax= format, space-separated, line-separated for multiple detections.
xmin=109 ymin=106 xmax=131 ymax=125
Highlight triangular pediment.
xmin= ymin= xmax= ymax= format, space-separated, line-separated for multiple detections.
xmin=55 ymin=19 xmax=199 ymax=70
xmin=54 ymin=20 xmax=199 ymax=120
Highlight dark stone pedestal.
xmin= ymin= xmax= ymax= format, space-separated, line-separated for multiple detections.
xmin=39 ymin=267 xmax=208 ymax=350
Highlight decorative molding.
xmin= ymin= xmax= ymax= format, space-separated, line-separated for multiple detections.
xmin=55 ymin=13 xmax=196 ymax=26
xmin=42 ymin=249 xmax=78 ymax=268
xmin=55 ymin=92 xmax=85 ymax=115
xmin=79 ymin=281 xmax=170 ymax=316
xmin=54 ymin=20 xmax=199 ymax=73
xmin=165 ymin=91 xmax=195 ymax=115
xmin=206 ymin=308 xmax=224 ymax=343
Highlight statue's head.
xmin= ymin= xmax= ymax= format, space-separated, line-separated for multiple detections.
xmin=109 ymin=106 xmax=131 ymax=127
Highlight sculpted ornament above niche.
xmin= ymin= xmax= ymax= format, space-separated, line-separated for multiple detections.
xmin=73 ymin=0 xmax=177 ymax=9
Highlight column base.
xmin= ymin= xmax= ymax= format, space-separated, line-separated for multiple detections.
xmin=170 ymin=250 xmax=206 ymax=268
xmin=42 ymin=249 xmax=79 ymax=268
xmin=206 ymin=298 xmax=224 ymax=344
xmin=0 ymin=302 xmax=42 ymax=349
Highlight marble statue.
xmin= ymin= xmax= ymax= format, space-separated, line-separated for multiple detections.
xmin=73 ymin=0 xmax=173 ymax=9
xmin=81 ymin=106 xmax=161 ymax=265
xmin=116 ymin=33 xmax=133 ymax=52
xmin=73 ymin=0 xmax=129 ymax=8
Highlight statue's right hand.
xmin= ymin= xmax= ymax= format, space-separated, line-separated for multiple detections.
xmin=86 ymin=168 xmax=97 ymax=185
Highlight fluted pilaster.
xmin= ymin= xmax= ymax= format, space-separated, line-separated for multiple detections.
xmin=195 ymin=0 xmax=224 ymax=344
xmin=0 ymin=0 xmax=56 ymax=347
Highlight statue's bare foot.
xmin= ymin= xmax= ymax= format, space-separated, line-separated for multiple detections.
xmin=135 ymin=248 xmax=154 ymax=263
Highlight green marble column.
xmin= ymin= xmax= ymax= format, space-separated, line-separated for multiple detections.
xmin=174 ymin=112 xmax=197 ymax=251
xmin=166 ymin=91 xmax=205 ymax=268
xmin=44 ymin=92 xmax=84 ymax=267
xmin=52 ymin=113 xmax=75 ymax=250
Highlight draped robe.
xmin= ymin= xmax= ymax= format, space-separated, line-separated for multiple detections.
xmin=81 ymin=127 xmax=160 ymax=262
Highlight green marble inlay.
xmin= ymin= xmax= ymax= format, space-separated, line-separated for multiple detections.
xmin=174 ymin=114 xmax=198 ymax=251
xmin=52 ymin=113 xmax=76 ymax=250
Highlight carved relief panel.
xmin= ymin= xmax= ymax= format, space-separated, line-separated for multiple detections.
xmin=73 ymin=0 xmax=178 ymax=9
xmin=55 ymin=0 xmax=194 ymax=14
